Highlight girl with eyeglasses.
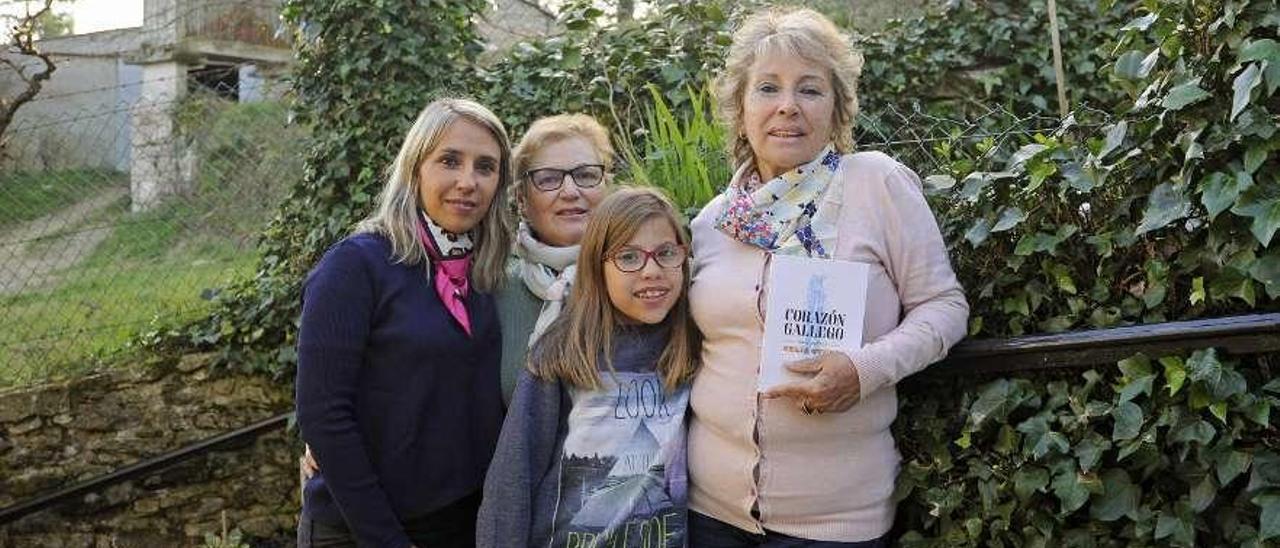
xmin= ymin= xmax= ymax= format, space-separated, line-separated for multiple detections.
xmin=477 ymin=188 xmax=702 ymax=548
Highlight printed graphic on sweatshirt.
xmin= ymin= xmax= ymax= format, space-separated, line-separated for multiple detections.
xmin=550 ymin=372 xmax=690 ymax=548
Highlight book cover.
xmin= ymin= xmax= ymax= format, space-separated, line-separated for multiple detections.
xmin=759 ymin=254 xmax=870 ymax=391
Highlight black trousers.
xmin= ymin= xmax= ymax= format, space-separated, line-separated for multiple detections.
xmin=297 ymin=492 xmax=481 ymax=548
xmin=689 ymin=511 xmax=890 ymax=548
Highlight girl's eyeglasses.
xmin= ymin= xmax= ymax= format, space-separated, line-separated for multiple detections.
xmin=607 ymin=243 xmax=688 ymax=273
xmin=524 ymin=164 xmax=606 ymax=192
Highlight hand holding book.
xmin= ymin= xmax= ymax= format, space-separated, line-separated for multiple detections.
xmin=761 ymin=351 xmax=861 ymax=415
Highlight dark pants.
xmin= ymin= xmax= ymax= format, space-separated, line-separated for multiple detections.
xmin=689 ymin=511 xmax=890 ymax=548
xmin=297 ymin=492 xmax=481 ymax=548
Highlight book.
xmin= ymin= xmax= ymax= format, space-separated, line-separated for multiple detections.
xmin=759 ymin=254 xmax=870 ymax=392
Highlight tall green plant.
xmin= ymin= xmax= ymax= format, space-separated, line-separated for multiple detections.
xmin=619 ymin=84 xmax=729 ymax=213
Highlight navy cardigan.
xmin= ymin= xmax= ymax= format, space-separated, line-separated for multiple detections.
xmin=295 ymin=233 xmax=504 ymax=548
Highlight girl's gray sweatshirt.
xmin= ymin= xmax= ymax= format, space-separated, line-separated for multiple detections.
xmin=476 ymin=323 xmax=690 ymax=548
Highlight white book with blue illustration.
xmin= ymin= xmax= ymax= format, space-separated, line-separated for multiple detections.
xmin=759 ymin=254 xmax=870 ymax=392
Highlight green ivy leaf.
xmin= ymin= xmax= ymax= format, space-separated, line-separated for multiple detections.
xmin=1240 ymin=39 xmax=1280 ymax=63
xmin=1027 ymin=161 xmax=1058 ymax=192
xmin=1098 ymin=121 xmax=1129 ymax=159
xmin=1014 ymin=225 xmax=1077 ymax=256
xmin=1118 ymin=354 xmax=1153 ymax=378
xmin=1190 ymin=276 xmax=1206 ymax=305
xmin=1162 ymin=78 xmax=1211 ymax=110
xmin=995 ymin=424 xmax=1018 ymax=455
xmin=1248 ymin=252 xmax=1280 ymax=299
xmin=1264 ymin=378 xmax=1280 ymax=395
xmin=1172 ymin=419 xmax=1216 ymax=446
xmin=1052 ymin=468 xmax=1090 ymax=514
xmin=959 ymin=171 xmax=1000 ymax=201
xmin=1244 ymin=143 xmax=1269 ymax=174
xmin=1060 ymin=161 xmax=1105 ymax=192
xmin=1154 ymin=504 xmax=1195 ymax=545
xmin=1209 ymin=401 xmax=1229 ymax=423
xmin=1247 ymin=452 xmax=1280 ymax=492
xmin=969 ymin=379 xmax=1017 ymax=427
xmin=1119 ymin=374 xmax=1156 ymax=403
xmin=1231 ymin=63 xmax=1264 ymax=122
xmin=1199 ymin=171 xmax=1252 ymax=220
xmin=1121 ymin=13 xmax=1157 ymax=31
xmin=1256 ymin=494 xmax=1280 ymax=541
xmin=1043 ymin=261 xmax=1077 ymax=295
xmin=923 ymin=174 xmax=956 ymax=192
xmin=1190 ymin=475 xmax=1217 ymax=512
xmin=1112 ymin=401 xmax=1143 ymax=440
xmin=1074 ymin=432 xmax=1110 ymax=473
xmin=1007 ymin=144 xmax=1049 ymax=171
xmin=1014 ymin=466 xmax=1050 ymax=500
xmin=1232 ymin=185 xmax=1280 ymax=246
xmin=965 ymin=217 xmax=992 ymax=246
xmin=1217 ymin=450 xmax=1252 ymax=485
xmin=1239 ymin=39 xmax=1280 ymax=94
xmin=1113 ymin=51 xmax=1158 ymax=81
xmin=1091 ymin=468 xmax=1140 ymax=521
xmin=1161 ymin=356 xmax=1187 ymax=396
xmin=1136 ymin=183 xmax=1191 ymax=235
xmin=992 ymin=207 xmax=1027 ymax=232
xmin=1187 ymin=348 xmax=1223 ymax=385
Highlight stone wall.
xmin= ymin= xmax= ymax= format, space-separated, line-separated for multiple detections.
xmin=0 ymin=353 xmax=298 ymax=547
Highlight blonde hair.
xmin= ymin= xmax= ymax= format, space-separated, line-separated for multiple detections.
xmin=528 ymin=187 xmax=700 ymax=392
xmin=510 ymin=113 xmax=616 ymax=214
xmin=715 ymin=7 xmax=863 ymax=169
xmin=354 ymin=98 xmax=513 ymax=292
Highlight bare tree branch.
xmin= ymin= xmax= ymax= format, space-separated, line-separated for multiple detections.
xmin=1 ymin=0 xmax=60 ymax=148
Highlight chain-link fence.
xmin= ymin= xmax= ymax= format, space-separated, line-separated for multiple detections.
xmin=0 ymin=63 xmax=306 ymax=385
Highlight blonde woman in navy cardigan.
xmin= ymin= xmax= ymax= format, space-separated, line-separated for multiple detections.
xmin=295 ymin=98 xmax=513 ymax=548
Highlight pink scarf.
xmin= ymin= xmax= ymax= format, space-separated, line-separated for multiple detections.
xmin=415 ymin=215 xmax=473 ymax=337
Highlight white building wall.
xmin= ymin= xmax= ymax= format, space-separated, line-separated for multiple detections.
xmin=0 ymin=28 xmax=143 ymax=173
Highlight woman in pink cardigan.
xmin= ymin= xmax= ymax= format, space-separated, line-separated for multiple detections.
xmin=686 ymin=7 xmax=970 ymax=547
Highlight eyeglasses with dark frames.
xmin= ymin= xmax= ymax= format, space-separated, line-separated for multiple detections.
xmin=606 ymin=243 xmax=688 ymax=273
xmin=524 ymin=164 xmax=606 ymax=192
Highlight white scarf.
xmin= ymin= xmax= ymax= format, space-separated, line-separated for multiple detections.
xmin=514 ymin=221 xmax=580 ymax=348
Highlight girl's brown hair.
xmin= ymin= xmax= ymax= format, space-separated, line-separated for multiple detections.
xmin=528 ymin=187 xmax=700 ymax=391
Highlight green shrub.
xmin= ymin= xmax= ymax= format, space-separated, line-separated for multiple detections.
xmin=896 ymin=349 xmax=1280 ymax=546
xmin=473 ymin=0 xmax=734 ymax=137
xmin=919 ymin=0 xmax=1280 ymax=338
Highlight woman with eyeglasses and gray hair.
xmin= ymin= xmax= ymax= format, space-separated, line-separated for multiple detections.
xmin=686 ymin=7 xmax=969 ymax=547
xmin=494 ymin=113 xmax=615 ymax=403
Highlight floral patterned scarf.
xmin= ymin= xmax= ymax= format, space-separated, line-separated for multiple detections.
xmin=714 ymin=144 xmax=841 ymax=258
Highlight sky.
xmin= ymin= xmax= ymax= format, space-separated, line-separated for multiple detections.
xmin=0 ymin=0 xmax=143 ymax=39
xmin=68 ymin=0 xmax=144 ymax=34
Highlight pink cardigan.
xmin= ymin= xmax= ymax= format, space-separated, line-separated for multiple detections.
xmin=688 ymin=151 xmax=969 ymax=541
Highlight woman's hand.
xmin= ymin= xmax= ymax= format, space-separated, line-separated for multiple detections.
xmin=762 ymin=351 xmax=861 ymax=415
xmin=301 ymin=444 xmax=320 ymax=479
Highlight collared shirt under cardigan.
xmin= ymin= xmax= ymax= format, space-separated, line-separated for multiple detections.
xmin=687 ymin=151 xmax=970 ymax=542
xmin=295 ymin=232 xmax=504 ymax=548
